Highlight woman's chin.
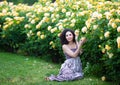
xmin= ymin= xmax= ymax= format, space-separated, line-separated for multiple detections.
xmin=68 ymin=40 xmax=73 ymax=42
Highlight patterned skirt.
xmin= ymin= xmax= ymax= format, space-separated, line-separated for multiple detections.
xmin=48 ymin=57 xmax=83 ymax=81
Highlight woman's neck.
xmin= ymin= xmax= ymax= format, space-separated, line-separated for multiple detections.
xmin=68 ymin=41 xmax=74 ymax=45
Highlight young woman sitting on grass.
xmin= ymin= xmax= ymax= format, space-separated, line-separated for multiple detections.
xmin=45 ymin=29 xmax=86 ymax=81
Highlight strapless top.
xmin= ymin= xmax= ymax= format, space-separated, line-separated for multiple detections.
xmin=64 ymin=45 xmax=78 ymax=59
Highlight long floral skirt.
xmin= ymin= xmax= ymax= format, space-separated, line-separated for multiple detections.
xmin=48 ymin=57 xmax=83 ymax=81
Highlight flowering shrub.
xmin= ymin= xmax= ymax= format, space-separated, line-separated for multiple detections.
xmin=0 ymin=0 xmax=120 ymax=82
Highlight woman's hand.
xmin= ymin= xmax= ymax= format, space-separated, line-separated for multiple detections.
xmin=79 ymin=37 xmax=87 ymax=46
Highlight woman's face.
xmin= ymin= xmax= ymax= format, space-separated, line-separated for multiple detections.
xmin=65 ymin=31 xmax=73 ymax=42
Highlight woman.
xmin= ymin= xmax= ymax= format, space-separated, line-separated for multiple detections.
xmin=46 ymin=29 xmax=86 ymax=81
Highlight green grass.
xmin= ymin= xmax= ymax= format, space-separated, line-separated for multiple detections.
xmin=0 ymin=52 xmax=117 ymax=85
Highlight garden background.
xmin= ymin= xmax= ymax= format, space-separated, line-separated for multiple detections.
xmin=0 ymin=0 xmax=120 ymax=84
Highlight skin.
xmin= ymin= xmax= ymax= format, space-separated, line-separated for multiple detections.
xmin=62 ymin=31 xmax=86 ymax=58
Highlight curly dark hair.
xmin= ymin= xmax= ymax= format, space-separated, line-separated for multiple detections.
xmin=60 ymin=29 xmax=76 ymax=45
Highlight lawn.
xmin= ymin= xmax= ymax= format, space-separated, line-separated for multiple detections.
xmin=0 ymin=52 xmax=117 ymax=85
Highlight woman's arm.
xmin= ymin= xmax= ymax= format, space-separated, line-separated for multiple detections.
xmin=62 ymin=38 xmax=86 ymax=58
xmin=62 ymin=44 xmax=81 ymax=58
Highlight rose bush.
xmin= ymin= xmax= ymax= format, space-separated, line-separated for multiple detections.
xmin=0 ymin=0 xmax=120 ymax=83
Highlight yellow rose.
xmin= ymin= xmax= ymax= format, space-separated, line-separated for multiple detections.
xmin=34 ymin=18 xmax=39 ymax=21
xmin=26 ymin=12 xmax=32 ymax=17
xmin=104 ymin=12 xmax=112 ymax=20
xmin=105 ymin=45 xmax=111 ymax=51
xmin=31 ymin=20 xmax=35 ymax=24
xmin=81 ymin=26 xmax=87 ymax=33
xmin=107 ymin=52 xmax=113 ymax=59
xmin=53 ymin=27 xmax=57 ymax=31
xmin=111 ymin=23 xmax=117 ymax=28
xmin=117 ymin=26 xmax=120 ymax=32
xmin=50 ymin=29 xmax=55 ymax=33
xmin=71 ymin=19 xmax=76 ymax=23
xmin=75 ymin=29 xmax=79 ymax=36
xmin=98 ymin=14 xmax=102 ymax=19
xmin=52 ymin=18 xmax=56 ymax=23
xmin=56 ymin=14 xmax=60 ymax=18
xmin=62 ymin=8 xmax=66 ymax=13
xmin=63 ymin=19 xmax=67 ymax=23
xmin=49 ymin=41 xmax=53 ymax=45
xmin=44 ymin=13 xmax=50 ymax=17
xmin=25 ymin=24 xmax=31 ymax=29
xmin=0 ymin=13 xmax=4 ymax=16
xmin=100 ymin=36 xmax=103 ymax=40
xmin=51 ymin=14 xmax=55 ymax=18
xmin=58 ymin=25 xmax=64 ymax=30
xmin=5 ymin=17 xmax=13 ymax=21
xmin=36 ymin=24 xmax=41 ymax=29
xmin=42 ymin=17 xmax=46 ymax=22
xmin=48 ymin=26 xmax=52 ymax=31
xmin=71 ymin=13 xmax=75 ymax=17
xmin=66 ymin=12 xmax=71 ymax=17
xmin=86 ymin=23 xmax=90 ymax=28
xmin=104 ymin=31 xmax=110 ymax=38
xmin=16 ymin=21 xmax=20 ymax=24
xmin=85 ymin=19 xmax=91 ymax=28
xmin=52 ymin=44 xmax=55 ymax=49
xmin=40 ymin=35 xmax=45 ymax=39
xmin=2 ymin=9 xmax=7 ymax=14
xmin=37 ymin=31 xmax=41 ymax=37
xmin=102 ymin=48 xmax=105 ymax=53
xmin=117 ymin=37 xmax=120 ymax=48
xmin=45 ymin=17 xmax=49 ymax=22
xmin=78 ymin=12 xmax=84 ymax=16
xmin=93 ymin=25 xmax=98 ymax=30
xmin=58 ymin=33 xmax=61 ymax=37
xmin=27 ymin=33 xmax=30 ymax=38
xmin=3 ymin=25 xmax=9 ymax=30
xmin=115 ymin=19 xmax=120 ymax=23
xmin=70 ymin=23 xmax=75 ymax=27
xmin=55 ymin=7 xmax=59 ymax=12
xmin=98 ymin=45 xmax=101 ymax=48
xmin=101 ymin=76 xmax=106 ymax=81
xmin=117 ymin=10 xmax=120 ymax=15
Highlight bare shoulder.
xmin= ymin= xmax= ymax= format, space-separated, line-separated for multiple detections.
xmin=62 ymin=44 xmax=67 ymax=49
xmin=62 ymin=44 xmax=69 ymax=52
xmin=62 ymin=44 xmax=69 ymax=51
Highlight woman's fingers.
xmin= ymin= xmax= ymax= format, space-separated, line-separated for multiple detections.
xmin=81 ymin=37 xmax=87 ymax=43
xmin=79 ymin=37 xmax=87 ymax=46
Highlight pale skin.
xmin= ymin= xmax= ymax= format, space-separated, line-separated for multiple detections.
xmin=62 ymin=31 xmax=86 ymax=58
